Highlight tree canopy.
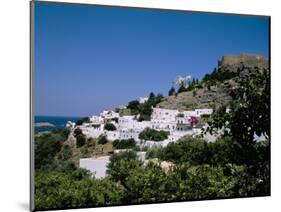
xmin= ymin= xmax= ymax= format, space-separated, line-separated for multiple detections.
xmin=139 ymin=128 xmax=169 ymax=141
xmin=104 ymin=122 xmax=117 ymax=131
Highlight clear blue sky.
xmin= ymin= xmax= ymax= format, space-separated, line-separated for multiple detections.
xmin=34 ymin=2 xmax=269 ymax=117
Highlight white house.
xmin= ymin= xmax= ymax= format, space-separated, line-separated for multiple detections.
xmin=183 ymin=110 xmax=197 ymax=117
xmin=100 ymin=110 xmax=119 ymax=120
xmin=139 ymin=96 xmax=149 ymax=104
xmin=89 ymin=115 xmax=104 ymax=124
xmin=80 ymin=156 xmax=110 ymax=179
xmin=151 ymin=108 xmax=179 ymax=121
xmin=80 ymin=151 xmax=147 ymax=179
xmin=105 ymin=130 xmax=120 ymax=141
xmin=195 ymin=108 xmax=213 ymax=116
xmin=118 ymin=116 xmax=135 ymax=129
xmin=66 ymin=121 xmax=76 ymax=129
xmin=79 ymin=125 xmax=104 ymax=138
xmin=175 ymin=116 xmax=192 ymax=132
xmin=119 ymin=128 xmax=141 ymax=141
xmin=151 ymin=108 xmax=179 ymax=131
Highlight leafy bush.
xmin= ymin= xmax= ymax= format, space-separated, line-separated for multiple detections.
xmin=35 ymin=131 xmax=66 ymax=169
xmin=168 ymin=87 xmax=176 ymax=96
xmin=113 ymin=138 xmax=136 ymax=149
xmin=205 ymin=68 xmax=270 ymax=161
xmin=104 ymin=123 xmax=117 ymax=131
xmin=139 ymin=128 xmax=169 ymax=141
xmin=57 ymin=145 xmax=72 ymax=160
xmin=76 ymin=134 xmax=86 ymax=147
xmin=107 ymin=151 xmax=143 ymax=184
xmin=178 ymin=84 xmax=187 ymax=93
xmin=126 ymin=92 xmax=164 ymax=121
xmin=145 ymin=147 xmax=161 ymax=159
xmin=75 ymin=117 xmax=90 ymax=126
xmin=73 ymin=127 xmax=86 ymax=147
xmin=127 ymin=100 xmax=140 ymax=111
xmin=92 ymin=124 xmax=100 ymax=128
xmin=35 ymin=170 xmax=124 ymax=210
xmin=98 ymin=135 xmax=108 ymax=145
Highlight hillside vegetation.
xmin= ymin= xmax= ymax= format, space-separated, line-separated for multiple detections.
xmin=157 ymin=54 xmax=268 ymax=111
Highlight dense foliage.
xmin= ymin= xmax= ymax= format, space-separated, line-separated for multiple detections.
xmin=75 ymin=117 xmax=90 ymax=126
xmin=35 ymin=170 xmax=124 ymax=210
xmin=139 ymin=127 xmax=169 ymax=141
xmin=104 ymin=122 xmax=117 ymax=131
xmin=76 ymin=134 xmax=86 ymax=147
xmin=177 ymin=78 xmax=202 ymax=93
xmin=127 ymin=92 xmax=164 ymax=121
xmin=73 ymin=127 xmax=86 ymax=147
xmin=34 ymin=128 xmax=70 ymax=169
xmin=205 ymin=68 xmax=270 ymax=158
xmin=202 ymin=67 xmax=238 ymax=85
xmin=98 ymin=135 xmax=108 ymax=145
xmin=113 ymin=138 xmax=136 ymax=149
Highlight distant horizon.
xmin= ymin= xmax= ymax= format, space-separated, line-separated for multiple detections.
xmin=34 ymin=2 xmax=269 ymax=117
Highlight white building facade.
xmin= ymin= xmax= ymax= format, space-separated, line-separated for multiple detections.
xmin=69 ymin=107 xmax=213 ymax=145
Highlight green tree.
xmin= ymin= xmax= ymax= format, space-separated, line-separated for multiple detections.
xmin=107 ymin=151 xmax=143 ymax=187
xmin=57 ymin=145 xmax=72 ymax=160
xmin=75 ymin=117 xmax=90 ymax=126
xmin=138 ymin=102 xmax=153 ymax=121
xmin=125 ymin=163 xmax=168 ymax=203
xmin=34 ymin=130 xmax=67 ymax=169
xmin=35 ymin=170 xmax=124 ymax=210
xmin=148 ymin=92 xmax=155 ymax=100
xmin=178 ymin=84 xmax=187 ymax=93
xmin=76 ymin=134 xmax=86 ymax=147
xmin=145 ymin=147 xmax=162 ymax=159
xmin=113 ymin=138 xmax=136 ymax=149
xmin=206 ymin=68 xmax=270 ymax=148
xmin=104 ymin=123 xmax=117 ymax=131
xmin=98 ymin=135 xmax=108 ymax=145
xmin=127 ymin=100 xmax=140 ymax=111
xmin=168 ymin=87 xmax=176 ymax=96
xmin=169 ymin=165 xmax=235 ymax=200
xmin=139 ymin=128 xmax=169 ymax=141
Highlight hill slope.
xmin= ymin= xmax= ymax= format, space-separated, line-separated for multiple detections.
xmin=157 ymin=54 xmax=268 ymax=111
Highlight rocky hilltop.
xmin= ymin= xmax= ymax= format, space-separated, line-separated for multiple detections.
xmin=219 ymin=54 xmax=268 ymax=69
xmin=217 ymin=54 xmax=268 ymax=78
xmin=157 ymin=54 xmax=268 ymax=111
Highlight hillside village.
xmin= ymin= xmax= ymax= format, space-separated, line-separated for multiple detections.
xmin=34 ymin=53 xmax=270 ymax=208
xmin=66 ymin=100 xmax=213 ymax=178
xmin=67 ymin=104 xmax=213 ymax=146
xmin=63 ymin=53 xmax=268 ymax=179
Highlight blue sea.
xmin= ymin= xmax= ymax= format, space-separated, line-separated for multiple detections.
xmin=35 ymin=116 xmax=81 ymax=133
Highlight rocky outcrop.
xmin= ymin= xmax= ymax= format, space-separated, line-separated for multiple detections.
xmin=219 ymin=54 xmax=268 ymax=67
xmin=218 ymin=54 xmax=268 ymax=74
